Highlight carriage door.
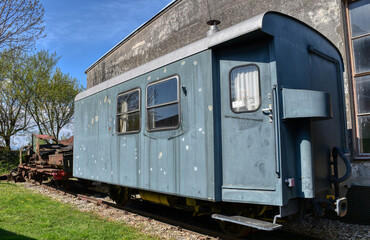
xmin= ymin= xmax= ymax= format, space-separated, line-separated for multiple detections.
xmin=218 ymin=44 xmax=278 ymax=192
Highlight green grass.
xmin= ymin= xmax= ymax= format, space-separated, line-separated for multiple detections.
xmin=0 ymin=182 xmax=156 ymax=240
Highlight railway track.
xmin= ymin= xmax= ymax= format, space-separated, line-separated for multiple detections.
xmin=34 ymin=181 xmax=320 ymax=240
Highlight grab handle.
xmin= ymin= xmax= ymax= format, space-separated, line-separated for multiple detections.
xmin=331 ymin=147 xmax=351 ymax=184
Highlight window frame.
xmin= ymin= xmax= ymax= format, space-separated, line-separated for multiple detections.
xmin=345 ymin=0 xmax=370 ymax=157
xmin=229 ymin=64 xmax=262 ymax=114
xmin=116 ymin=87 xmax=141 ymax=135
xmin=146 ymin=75 xmax=181 ymax=132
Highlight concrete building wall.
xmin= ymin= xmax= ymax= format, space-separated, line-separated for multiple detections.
xmin=86 ymin=0 xmax=352 ymax=136
xmin=86 ymin=0 xmax=346 ymax=88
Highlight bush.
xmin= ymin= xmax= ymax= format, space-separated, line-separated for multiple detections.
xmin=0 ymin=150 xmax=19 ymax=175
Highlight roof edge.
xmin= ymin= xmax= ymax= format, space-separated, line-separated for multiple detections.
xmin=75 ymin=12 xmax=266 ymax=102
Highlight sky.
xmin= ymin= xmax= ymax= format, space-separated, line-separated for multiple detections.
xmin=36 ymin=0 xmax=174 ymax=88
xmin=10 ymin=0 xmax=173 ymax=148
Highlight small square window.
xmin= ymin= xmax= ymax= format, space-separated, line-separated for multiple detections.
xmin=230 ymin=65 xmax=261 ymax=112
xmin=116 ymin=89 xmax=140 ymax=134
xmin=146 ymin=76 xmax=180 ymax=131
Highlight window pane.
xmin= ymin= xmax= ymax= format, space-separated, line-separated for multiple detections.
xmin=117 ymin=90 xmax=139 ymax=113
xmin=118 ymin=112 xmax=140 ymax=133
xmin=147 ymin=104 xmax=179 ymax=130
xmin=349 ymin=0 xmax=370 ymax=37
xmin=230 ymin=65 xmax=260 ymax=112
xmin=358 ymin=115 xmax=370 ymax=153
xmin=353 ymin=35 xmax=370 ymax=74
xmin=356 ymin=75 xmax=370 ymax=114
xmin=147 ymin=78 xmax=178 ymax=107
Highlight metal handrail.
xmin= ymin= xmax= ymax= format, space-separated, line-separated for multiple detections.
xmin=331 ymin=147 xmax=351 ymax=184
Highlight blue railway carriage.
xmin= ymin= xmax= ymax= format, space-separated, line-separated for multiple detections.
xmin=74 ymin=12 xmax=351 ymax=233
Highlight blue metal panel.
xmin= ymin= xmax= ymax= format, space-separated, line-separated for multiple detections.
xmin=217 ymin=39 xmax=282 ymax=206
xmin=262 ymin=13 xmax=347 ymax=202
xmin=74 ymin=50 xmax=217 ymax=201
xmin=282 ymin=88 xmax=332 ymax=119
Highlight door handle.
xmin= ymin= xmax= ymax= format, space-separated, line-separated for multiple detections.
xmin=262 ymin=104 xmax=273 ymax=123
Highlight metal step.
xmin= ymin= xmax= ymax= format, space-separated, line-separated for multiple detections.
xmin=212 ymin=214 xmax=282 ymax=231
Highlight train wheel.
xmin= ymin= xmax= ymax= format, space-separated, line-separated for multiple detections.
xmin=108 ymin=186 xmax=129 ymax=206
xmin=219 ymin=221 xmax=251 ymax=237
xmin=21 ymin=170 xmax=27 ymax=181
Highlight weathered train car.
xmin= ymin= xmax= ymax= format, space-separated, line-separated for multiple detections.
xmin=74 ymin=12 xmax=350 ymax=232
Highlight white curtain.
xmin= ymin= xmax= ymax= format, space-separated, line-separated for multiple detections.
xmin=231 ymin=65 xmax=260 ymax=111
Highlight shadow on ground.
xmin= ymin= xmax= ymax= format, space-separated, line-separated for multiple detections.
xmin=0 ymin=228 xmax=36 ymax=240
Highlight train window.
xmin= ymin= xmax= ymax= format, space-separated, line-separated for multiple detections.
xmin=146 ymin=76 xmax=180 ymax=131
xmin=230 ymin=65 xmax=261 ymax=112
xmin=116 ymin=88 xmax=141 ymax=134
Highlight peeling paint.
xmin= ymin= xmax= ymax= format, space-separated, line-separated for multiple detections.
xmin=193 ymin=60 xmax=197 ymax=65
xmin=158 ymin=151 xmax=163 ymax=159
xmin=208 ymin=105 xmax=213 ymax=112
xmin=181 ymin=61 xmax=186 ymax=65
xmin=95 ymin=116 xmax=99 ymax=122
xmin=132 ymin=40 xmax=146 ymax=49
xmin=164 ymin=67 xmax=167 ymax=73
xmin=147 ymin=76 xmax=151 ymax=81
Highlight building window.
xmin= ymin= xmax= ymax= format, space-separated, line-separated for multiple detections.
xmin=230 ymin=65 xmax=261 ymax=113
xmin=116 ymin=88 xmax=140 ymax=134
xmin=348 ymin=0 xmax=370 ymax=154
xmin=146 ymin=76 xmax=180 ymax=131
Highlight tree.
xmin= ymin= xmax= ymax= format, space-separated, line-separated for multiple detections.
xmin=0 ymin=50 xmax=31 ymax=149
xmin=0 ymin=0 xmax=45 ymax=52
xmin=26 ymin=49 xmax=59 ymax=136
xmin=27 ymin=50 xmax=83 ymax=141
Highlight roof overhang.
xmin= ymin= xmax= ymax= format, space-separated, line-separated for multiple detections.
xmin=76 ymin=12 xmax=265 ymax=101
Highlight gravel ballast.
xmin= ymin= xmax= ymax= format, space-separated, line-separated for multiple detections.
xmin=21 ymin=182 xmax=370 ymax=240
